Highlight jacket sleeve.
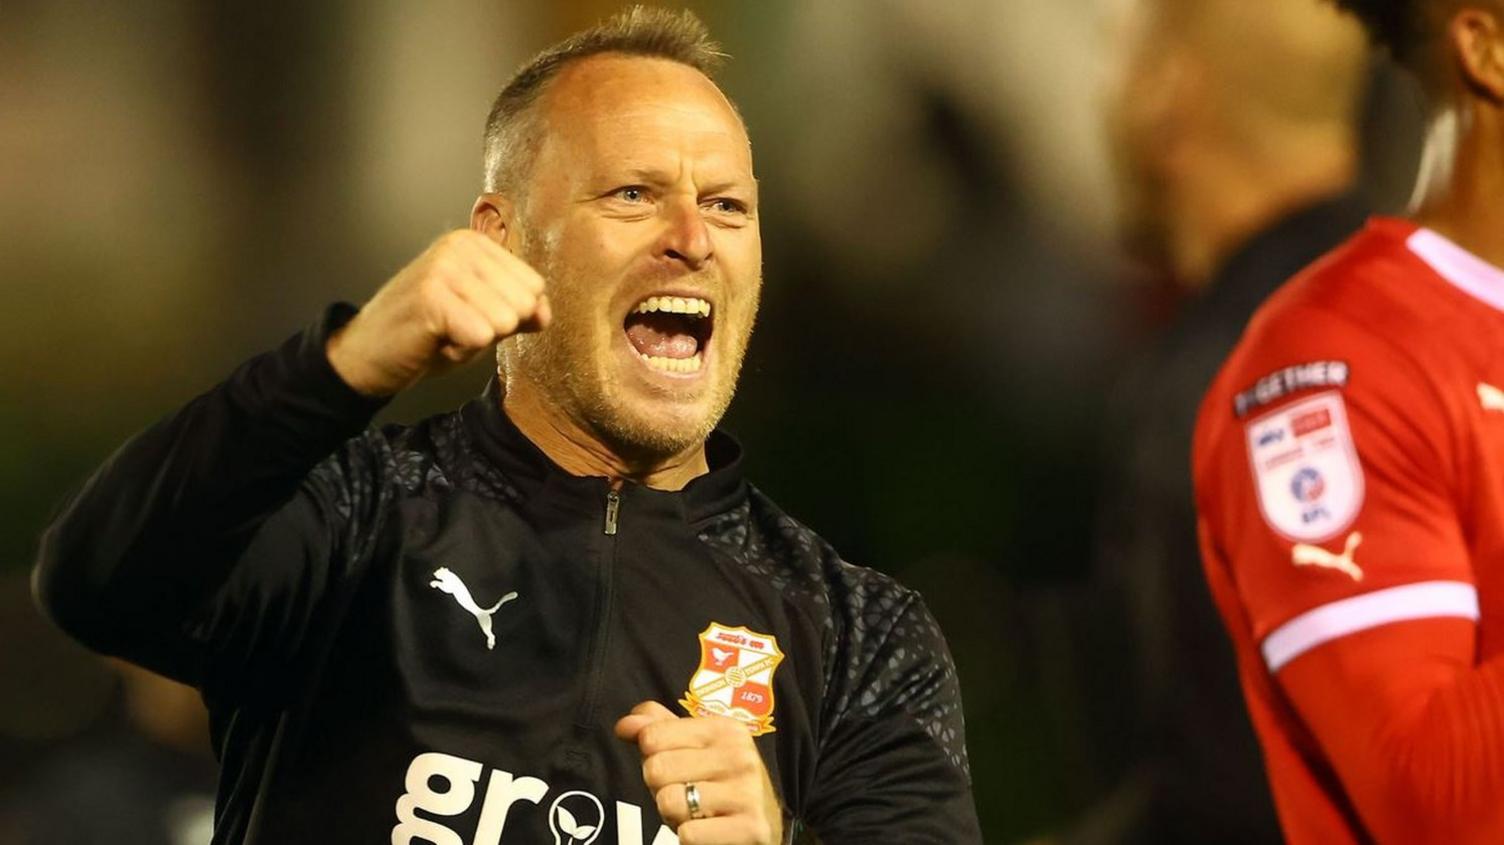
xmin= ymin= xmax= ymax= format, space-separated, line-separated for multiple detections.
xmin=31 ymin=304 xmax=389 ymax=694
xmin=804 ymin=584 xmax=983 ymax=843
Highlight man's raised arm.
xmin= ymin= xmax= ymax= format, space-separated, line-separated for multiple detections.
xmin=32 ymin=230 xmax=546 ymax=687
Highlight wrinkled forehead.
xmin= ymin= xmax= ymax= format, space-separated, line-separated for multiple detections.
xmin=533 ymin=54 xmax=754 ymax=179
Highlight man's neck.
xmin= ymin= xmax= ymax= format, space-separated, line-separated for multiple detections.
xmin=1170 ymin=133 xmax=1357 ymax=288
xmin=500 ymin=374 xmax=710 ymax=492
xmin=1412 ymin=102 xmax=1504 ymax=272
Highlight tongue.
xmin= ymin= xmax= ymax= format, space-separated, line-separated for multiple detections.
xmin=625 ymin=314 xmax=700 ymax=359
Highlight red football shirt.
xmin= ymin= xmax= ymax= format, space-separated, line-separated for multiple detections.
xmin=1194 ymin=218 xmax=1504 ymax=843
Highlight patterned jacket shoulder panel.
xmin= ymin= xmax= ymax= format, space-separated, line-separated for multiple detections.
xmin=301 ymin=409 xmax=525 ymax=569
xmin=697 ymin=485 xmax=970 ymax=777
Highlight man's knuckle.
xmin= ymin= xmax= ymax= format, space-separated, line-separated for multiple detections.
xmin=451 ymin=323 xmax=490 ymax=349
xmin=733 ymin=816 xmax=762 ymax=839
xmin=639 ymin=725 xmax=665 ymax=755
xmin=731 ymin=748 xmax=759 ymax=773
xmin=419 ymin=269 xmax=452 ymax=300
xmin=513 ymin=288 xmax=541 ymax=314
xmin=654 ymin=785 xmax=678 ymax=818
xmin=642 ymin=755 xmax=667 ymax=786
xmin=439 ymin=229 xmax=473 ymax=249
xmin=737 ymin=782 xmax=765 ymax=812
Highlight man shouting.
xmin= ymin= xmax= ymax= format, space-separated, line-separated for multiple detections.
xmin=31 ymin=7 xmax=980 ymax=845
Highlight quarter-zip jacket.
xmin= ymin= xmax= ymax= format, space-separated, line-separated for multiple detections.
xmin=33 ymin=305 xmax=982 ymax=844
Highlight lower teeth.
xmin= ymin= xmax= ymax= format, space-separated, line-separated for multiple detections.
xmin=641 ymin=352 xmax=703 ymax=373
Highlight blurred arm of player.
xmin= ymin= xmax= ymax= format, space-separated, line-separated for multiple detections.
xmin=1198 ymin=313 xmax=1504 ymax=840
xmin=1279 ymin=617 xmax=1499 ymax=839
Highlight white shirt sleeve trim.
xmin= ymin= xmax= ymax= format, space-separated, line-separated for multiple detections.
xmin=1262 ymin=580 xmax=1479 ymax=672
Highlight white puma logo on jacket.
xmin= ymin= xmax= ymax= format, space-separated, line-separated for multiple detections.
xmin=429 ymin=567 xmax=519 ymax=650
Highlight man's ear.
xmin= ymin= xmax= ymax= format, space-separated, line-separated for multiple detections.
xmin=1451 ymin=7 xmax=1504 ymax=103
xmin=471 ymin=193 xmax=520 ymax=251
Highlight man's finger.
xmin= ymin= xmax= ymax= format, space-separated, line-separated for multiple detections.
xmin=614 ymin=699 xmax=679 ymax=742
xmin=476 ymin=238 xmax=547 ymax=297
xmin=673 ymin=815 xmax=776 ymax=845
xmin=636 ymin=713 xmax=745 ymax=756
xmin=449 ymin=233 xmax=546 ymax=311
xmin=632 ymin=700 xmax=678 ymax=719
xmin=641 ymin=748 xmax=735 ymax=791
xmin=472 ymin=262 xmax=546 ymax=320
xmin=516 ymin=293 xmax=551 ymax=333
xmin=653 ymin=779 xmax=755 ymax=827
xmin=449 ymin=272 xmax=525 ymax=338
xmin=437 ymin=289 xmax=500 ymax=353
xmin=467 ymin=231 xmax=546 ymax=295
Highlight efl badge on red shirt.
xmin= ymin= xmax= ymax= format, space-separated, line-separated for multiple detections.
xmin=679 ymin=623 xmax=784 ymax=736
xmin=1245 ymin=390 xmax=1365 ymax=543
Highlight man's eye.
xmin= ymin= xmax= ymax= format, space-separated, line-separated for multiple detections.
xmin=615 ymin=187 xmax=648 ymax=203
xmin=706 ymin=198 xmax=746 ymax=214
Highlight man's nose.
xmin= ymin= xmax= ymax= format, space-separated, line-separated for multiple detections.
xmin=657 ymin=198 xmax=713 ymax=269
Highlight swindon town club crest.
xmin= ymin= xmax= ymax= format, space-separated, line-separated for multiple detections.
xmin=679 ymin=623 xmax=785 ymax=736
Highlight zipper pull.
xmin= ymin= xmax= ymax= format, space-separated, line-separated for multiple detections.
xmin=604 ymin=490 xmax=620 ymax=536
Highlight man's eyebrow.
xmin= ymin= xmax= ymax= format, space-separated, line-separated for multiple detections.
xmin=616 ymin=167 xmax=675 ymax=186
xmin=600 ymin=168 xmax=756 ymax=190
xmin=698 ymin=177 xmax=757 ymax=198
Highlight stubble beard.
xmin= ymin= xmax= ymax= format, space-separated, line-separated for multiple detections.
xmin=500 ymin=232 xmax=752 ymax=466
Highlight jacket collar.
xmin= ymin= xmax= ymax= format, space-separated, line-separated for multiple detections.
xmin=460 ymin=377 xmax=747 ymax=526
xmin=1199 ymin=189 xmax=1370 ymax=321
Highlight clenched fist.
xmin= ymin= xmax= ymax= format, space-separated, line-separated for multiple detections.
xmin=616 ymin=701 xmax=783 ymax=845
xmin=327 ymin=230 xmax=551 ymax=397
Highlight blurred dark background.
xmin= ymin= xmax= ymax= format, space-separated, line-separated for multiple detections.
xmin=0 ymin=1 xmax=1424 ymax=842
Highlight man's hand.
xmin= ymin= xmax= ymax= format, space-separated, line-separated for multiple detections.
xmin=326 ymin=230 xmax=551 ymax=396
xmin=615 ymin=701 xmax=783 ymax=845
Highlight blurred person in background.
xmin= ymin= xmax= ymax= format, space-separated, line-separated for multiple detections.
xmin=28 ymin=7 xmax=979 ymax=845
xmin=1194 ymin=0 xmax=1504 ymax=841
xmin=1080 ymin=0 xmax=1370 ymax=841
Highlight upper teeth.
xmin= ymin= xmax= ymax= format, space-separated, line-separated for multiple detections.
xmin=633 ymin=296 xmax=711 ymax=317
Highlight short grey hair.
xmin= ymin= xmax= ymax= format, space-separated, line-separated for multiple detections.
xmin=482 ymin=6 xmax=729 ymax=195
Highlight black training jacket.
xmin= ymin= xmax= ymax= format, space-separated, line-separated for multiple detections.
xmin=32 ymin=305 xmax=982 ymax=844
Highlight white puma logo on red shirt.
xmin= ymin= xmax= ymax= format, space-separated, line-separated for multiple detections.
xmin=1291 ymin=532 xmax=1364 ymax=582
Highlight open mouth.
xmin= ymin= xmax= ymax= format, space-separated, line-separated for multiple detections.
xmin=623 ymin=295 xmax=714 ymax=375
